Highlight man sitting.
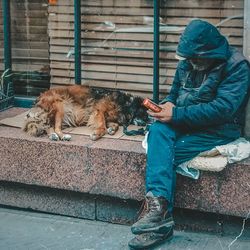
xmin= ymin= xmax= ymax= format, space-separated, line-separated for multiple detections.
xmin=128 ymin=19 xmax=250 ymax=249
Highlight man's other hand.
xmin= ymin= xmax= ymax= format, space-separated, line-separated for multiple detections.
xmin=147 ymin=102 xmax=175 ymax=123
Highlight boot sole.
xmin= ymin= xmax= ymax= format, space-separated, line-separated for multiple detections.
xmin=131 ymin=220 xmax=174 ymax=235
xmin=128 ymin=232 xmax=173 ymax=249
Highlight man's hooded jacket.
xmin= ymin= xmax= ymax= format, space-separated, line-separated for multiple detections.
xmin=164 ymin=19 xmax=250 ymax=137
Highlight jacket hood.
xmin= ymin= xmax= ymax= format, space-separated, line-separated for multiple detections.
xmin=176 ymin=19 xmax=230 ymax=60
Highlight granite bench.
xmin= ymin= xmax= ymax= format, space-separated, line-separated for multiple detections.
xmin=0 ymin=108 xmax=249 ymax=226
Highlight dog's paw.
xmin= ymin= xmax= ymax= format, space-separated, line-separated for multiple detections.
xmin=90 ymin=133 xmax=100 ymax=141
xmin=61 ymin=134 xmax=72 ymax=141
xmin=107 ymin=127 xmax=115 ymax=135
xmin=49 ymin=133 xmax=60 ymax=141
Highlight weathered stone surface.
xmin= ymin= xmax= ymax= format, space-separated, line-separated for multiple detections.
xmin=173 ymin=208 xmax=250 ymax=237
xmin=217 ymin=161 xmax=250 ymax=217
xmin=0 ymin=108 xmax=250 ymax=218
xmin=0 ymin=130 xmax=95 ymax=193
xmin=0 ymin=126 xmax=146 ymax=200
xmin=175 ymin=172 xmax=220 ymax=213
xmin=0 ymin=182 xmax=95 ymax=219
xmin=96 ymin=196 xmax=140 ymax=224
xmin=87 ymin=138 xmax=146 ymax=200
xmin=175 ymin=160 xmax=250 ymax=217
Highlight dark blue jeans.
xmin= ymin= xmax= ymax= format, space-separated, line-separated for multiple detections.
xmin=146 ymin=121 xmax=240 ymax=212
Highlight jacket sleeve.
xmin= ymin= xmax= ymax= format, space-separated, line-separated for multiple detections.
xmin=171 ymin=61 xmax=250 ymax=127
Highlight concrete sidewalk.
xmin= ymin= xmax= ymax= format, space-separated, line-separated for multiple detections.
xmin=0 ymin=207 xmax=249 ymax=250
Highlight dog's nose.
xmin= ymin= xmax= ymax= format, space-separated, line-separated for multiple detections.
xmin=26 ymin=113 xmax=30 ymax=118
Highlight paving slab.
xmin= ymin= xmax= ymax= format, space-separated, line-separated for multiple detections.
xmin=0 ymin=207 xmax=249 ymax=250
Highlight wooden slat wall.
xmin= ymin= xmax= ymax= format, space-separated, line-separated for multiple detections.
xmin=48 ymin=0 xmax=244 ymax=98
xmin=0 ymin=0 xmax=49 ymax=78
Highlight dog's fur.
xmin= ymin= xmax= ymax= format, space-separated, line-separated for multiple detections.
xmin=23 ymin=85 xmax=149 ymax=141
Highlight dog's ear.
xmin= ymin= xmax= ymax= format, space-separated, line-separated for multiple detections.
xmin=130 ymin=96 xmax=149 ymax=124
xmin=130 ymin=96 xmax=142 ymax=110
xmin=116 ymin=91 xmax=129 ymax=104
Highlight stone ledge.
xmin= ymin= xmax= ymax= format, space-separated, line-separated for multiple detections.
xmin=0 ymin=108 xmax=249 ymax=218
xmin=1 ymin=181 xmax=249 ymax=237
xmin=0 ymin=181 xmax=96 ymax=220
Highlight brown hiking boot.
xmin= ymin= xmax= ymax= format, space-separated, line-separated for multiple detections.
xmin=131 ymin=192 xmax=174 ymax=235
xmin=128 ymin=227 xmax=173 ymax=249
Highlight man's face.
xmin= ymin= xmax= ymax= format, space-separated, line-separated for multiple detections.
xmin=189 ymin=58 xmax=215 ymax=71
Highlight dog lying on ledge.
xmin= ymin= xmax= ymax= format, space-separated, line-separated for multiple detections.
xmin=23 ymin=85 xmax=149 ymax=141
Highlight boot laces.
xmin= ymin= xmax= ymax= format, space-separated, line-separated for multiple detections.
xmin=137 ymin=196 xmax=161 ymax=220
xmin=147 ymin=196 xmax=161 ymax=214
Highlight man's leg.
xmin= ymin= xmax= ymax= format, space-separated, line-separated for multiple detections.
xmin=129 ymin=122 xmax=177 ymax=249
xmin=146 ymin=121 xmax=177 ymax=200
xmin=131 ymin=121 xmax=176 ymax=234
xmin=174 ymin=131 xmax=239 ymax=167
xmin=129 ymin=126 xmax=239 ymax=249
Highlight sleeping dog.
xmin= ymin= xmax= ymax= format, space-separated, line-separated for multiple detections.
xmin=23 ymin=85 xmax=149 ymax=141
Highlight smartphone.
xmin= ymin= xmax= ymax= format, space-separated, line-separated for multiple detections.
xmin=142 ymin=98 xmax=162 ymax=113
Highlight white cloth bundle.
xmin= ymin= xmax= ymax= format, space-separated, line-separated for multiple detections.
xmin=142 ymin=135 xmax=250 ymax=179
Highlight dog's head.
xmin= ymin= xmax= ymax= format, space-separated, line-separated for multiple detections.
xmin=128 ymin=96 xmax=149 ymax=126
xmin=113 ymin=92 xmax=149 ymax=126
xmin=22 ymin=106 xmax=50 ymax=136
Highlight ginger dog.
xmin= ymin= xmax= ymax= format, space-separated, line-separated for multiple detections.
xmin=23 ymin=85 xmax=148 ymax=141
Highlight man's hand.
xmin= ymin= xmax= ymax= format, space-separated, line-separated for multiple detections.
xmin=147 ymin=102 xmax=175 ymax=123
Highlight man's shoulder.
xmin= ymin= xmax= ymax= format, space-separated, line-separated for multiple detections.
xmin=224 ymin=46 xmax=250 ymax=72
xmin=227 ymin=47 xmax=249 ymax=65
